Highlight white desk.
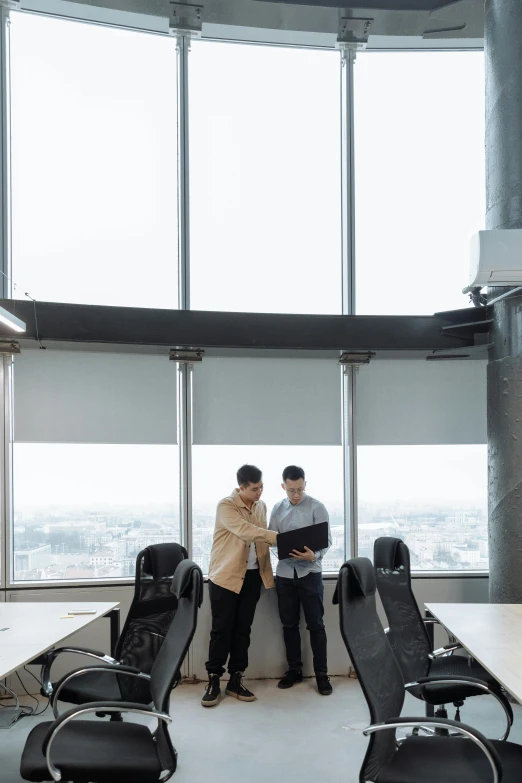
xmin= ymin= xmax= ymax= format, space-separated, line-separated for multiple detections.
xmin=0 ymin=601 xmax=119 ymax=679
xmin=425 ymin=603 xmax=522 ymax=704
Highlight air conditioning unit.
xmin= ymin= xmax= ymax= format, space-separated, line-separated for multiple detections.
xmin=468 ymin=229 xmax=522 ymax=289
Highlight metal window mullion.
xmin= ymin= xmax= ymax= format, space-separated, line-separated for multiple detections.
xmin=0 ymin=8 xmax=11 ymax=591
xmin=340 ymin=48 xmax=356 ymax=316
xmin=3 ymin=356 xmax=12 ymax=589
xmin=0 ymin=7 xmax=12 ymax=302
xmin=0 ymin=357 xmax=6 ymax=589
xmin=340 ymin=49 xmax=358 ymax=560
xmin=177 ymin=33 xmax=190 ymax=311
xmin=175 ymin=31 xmax=194 ymax=680
xmin=342 ymin=366 xmax=358 ymax=561
xmin=176 ymin=31 xmax=192 ymax=551
xmin=177 ymin=363 xmax=192 ymax=557
xmin=176 ymin=361 xmax=193 ymax=681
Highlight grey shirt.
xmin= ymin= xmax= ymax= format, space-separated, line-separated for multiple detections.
xmin=269 ymin=494 xmax=331 ymax=579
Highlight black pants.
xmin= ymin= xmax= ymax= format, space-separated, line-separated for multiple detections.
xmin=206 ymin=569 xmax=262 ymax=677
xmin=275 ymin=571 xmax=327 ymax=675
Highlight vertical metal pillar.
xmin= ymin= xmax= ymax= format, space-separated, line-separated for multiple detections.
xmin=341 ymin=47 xmax=358 ymax=560
xmin=177 ymin=33 xmax=190 ymax=312
xmin=485 ymin=0 xmax=522 ymax=601
xmin=341 ymin=47 xmax=356 ymax=318
xmin=0 ymin=7 xmax=11 ymax=590
xmin=175 ymin=33 xmax=193 ymax=561
xmin=177 ymin=361 xmax=193 ymax=557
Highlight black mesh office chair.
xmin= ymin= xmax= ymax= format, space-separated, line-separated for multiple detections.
xmin=334 ymin=557 xmax=521 ymax=783
xmin=41 ymin=543 xmax=188 ymax=711
xmin=374 ymin=536 xmax=512 ymax=733
xmin=21 ymin=559 xmax=203 ymax=783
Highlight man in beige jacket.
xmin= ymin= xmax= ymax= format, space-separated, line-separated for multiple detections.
xmin=201 ymin=464 xmax=277 ymax=708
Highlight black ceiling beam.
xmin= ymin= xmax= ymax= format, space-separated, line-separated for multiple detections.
xmin=0 ymin=300 xmax=479 ymax=352
xmin=256 ymin=1 xmax=461 ymax=10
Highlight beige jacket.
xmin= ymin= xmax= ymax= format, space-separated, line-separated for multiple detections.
xmin=208 ymin=490 xmax=277 ymax=594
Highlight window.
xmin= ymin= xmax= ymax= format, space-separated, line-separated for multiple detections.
xmin=189 ymin=41 xmax=342 ymax=314
xmin=191 ymin=357 xmax=344 ymax=573
xmin=355 ymin=359 xmax=488 ymax=570
xmin=192 ymin=445 xmax=343 ymax=575
xmin=10 ymin=13 xmax=178 ymax=308
xmin=13 ymin=444 xmax=180 ymax=581
xmin=11 ymin=349 xmax=180 ymax=581
xmin=354 ymin=51 xmax=485 ymax=315
xmin=357 ymin=445 xmax=488 ymax=570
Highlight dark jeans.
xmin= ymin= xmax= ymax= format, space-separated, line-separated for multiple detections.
xmin=275 ymin=571 xmax=327 ymax=675
xmin=206 ymin=569 xmax=262 ymax=677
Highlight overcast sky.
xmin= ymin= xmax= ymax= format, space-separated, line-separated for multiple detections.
xmin=14 ymin=443 xmax=486 ymax=514
xmin=10 ymin=13 xmax=484 ymax=316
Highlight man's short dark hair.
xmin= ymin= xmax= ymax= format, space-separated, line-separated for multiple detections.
xmin=282 ymin=465 xmax=305 ymax=483
xmin=237 ymin=464 xmax=262 ymax=487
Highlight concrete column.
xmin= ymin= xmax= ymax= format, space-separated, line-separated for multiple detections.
xmin=485 ymin=0 xmax=522 ymax=601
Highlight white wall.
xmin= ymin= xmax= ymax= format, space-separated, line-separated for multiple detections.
xmin=3 ymin=574 xmax=489 ymax=696
xmin=190 ymin=575 xmax=489 ymax=679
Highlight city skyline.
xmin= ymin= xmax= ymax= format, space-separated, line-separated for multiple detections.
xmin=13 ymin=496 xmax=488 ymax=581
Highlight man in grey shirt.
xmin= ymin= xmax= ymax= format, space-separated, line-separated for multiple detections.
xmin=269 ymin=465 xmax=332 ymax=695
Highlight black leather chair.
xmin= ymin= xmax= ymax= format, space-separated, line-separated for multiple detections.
xmin=41 ymin=543 xmax=188 ymax=713
xmin=334 ymin=557 xmax=522 ymax=783
xmin=21 ymin=559 xmax=203 ymax=783
xmin=374 ymin=536 xmax=512 ymax=734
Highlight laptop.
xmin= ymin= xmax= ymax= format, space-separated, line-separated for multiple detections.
xmin=276 ymin=521 xmax=329 ymax=560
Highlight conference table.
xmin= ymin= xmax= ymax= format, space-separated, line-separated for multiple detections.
xmin=425 ymin=603 xmax=522 ymax=704
xmin=0 ymin=601 xmax=120 ymax=680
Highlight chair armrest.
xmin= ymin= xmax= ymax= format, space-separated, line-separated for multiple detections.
xmin=51 ymin=665 xmax=150 ymax=718
xmin=405 ymin=676 xmax=513 ymax=740
xmin=429 ymin=643 xmax=463 ymax=659
xmin=42 ymin=701 xmax=171 ymax=782
xmin=423 ymin=616 xmax=458 ymax=645
xmin=363 ymin=716 xmax=502 ymax=783
xmin=40 ymin=648 xmax=118 ymax=697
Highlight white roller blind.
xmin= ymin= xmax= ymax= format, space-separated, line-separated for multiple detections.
xmin=14 ymin=349 xmax=177 ymax=444
xmin=356 ymin=359 xmax=486 ymax=445
xmin=193 ymin=357 xmax=342 ymax=445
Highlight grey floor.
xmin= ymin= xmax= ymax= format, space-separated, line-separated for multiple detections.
xmin=1 ymin=677 xmax=521 ymax=783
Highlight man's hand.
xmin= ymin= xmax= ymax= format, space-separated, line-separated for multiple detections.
xmin=289 ymin=546 xmax=315 ymax=562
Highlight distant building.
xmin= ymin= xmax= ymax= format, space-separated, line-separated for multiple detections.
xmin=89 ymin=549 xmax=115 ymax=567
xmin=14 ymin=544 xmax=52 ymax=573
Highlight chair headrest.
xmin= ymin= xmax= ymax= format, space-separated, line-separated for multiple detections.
xmin=145 ymin=543 xmax=187 ymax=580
xmin=333 ymin=557 xmax=376 ymax=604
xmin=373 ymin=537 xmax=404 ymax=571
xmin=171 ymin=560 xmax=204 ymax=607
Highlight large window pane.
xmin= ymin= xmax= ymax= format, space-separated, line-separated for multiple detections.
xmin=192 ymin=445 xmax=344 ymax=575
xmin=10 ymin=13 xmax=178 ymax=307
xmin=189 ymin=41 xmax=342 ymax=314
xmin=354 ymin=52 xmax=485 ymax=315
xmin=357 ymin=445 xmax=488 ymax=571
xmin=12 ymin=349 xmax=180 ymax=582
xmin=13 ymin=444 xmax=180 ymax=581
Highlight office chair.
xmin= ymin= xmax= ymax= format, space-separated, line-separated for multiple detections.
xmin=334 ymin=557 xmax=521 ymax=783
xmin=21 ymin=559 xmax=203 ymax=783
xmin=374 ymin=536 xmax=512 ymax=733
xmin=41 ymin=542 xmax=188 ymax=712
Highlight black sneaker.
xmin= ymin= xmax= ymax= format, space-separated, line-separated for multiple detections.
xmin=278 ymin=670 xmax=303 ymax=689
xmin=316 ymin=674 xmax=333 ymax=695
xmin=225 ymin=672 xmax=256 ymax=702
xmin=201 ymin=674 xmax=221 ymax=707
